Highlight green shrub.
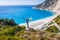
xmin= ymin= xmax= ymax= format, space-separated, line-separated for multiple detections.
xmin=0 ymin=36 xmax=23 ymax=40
xmin=0 ymin=25 xmax=25 ymax=36
xmin=45 ymin=25 xmax=59 ymax=33
xmin=0 ymin=18 xmax=17 ymax=26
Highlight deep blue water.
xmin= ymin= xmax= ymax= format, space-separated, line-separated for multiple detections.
xmin=0 ymin=5 xmax=54 ymax=24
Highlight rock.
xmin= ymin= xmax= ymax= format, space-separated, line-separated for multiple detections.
xmin=35 ymin=0 xmax=58 ymax=11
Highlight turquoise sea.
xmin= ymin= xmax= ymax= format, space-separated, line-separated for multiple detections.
xmin=0 ymin=5 xmax=54 ymax=24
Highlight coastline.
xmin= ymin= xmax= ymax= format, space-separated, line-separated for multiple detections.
xmin=19 ymin=12 xmax=59 ymax=29
xmin=19 ymin=0 xmax=60 ymax=30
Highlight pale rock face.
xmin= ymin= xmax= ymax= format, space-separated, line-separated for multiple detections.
xmin=35 ymin=0 xmax=58 ymax=11
xmin=53 ymin=0 xmax=60 ymax=12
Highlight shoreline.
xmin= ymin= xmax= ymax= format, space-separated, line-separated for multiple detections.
xmin=19 ymin=0 xmax=60 ymax=29
xmin=19 ymin=12 xmax=59 ymax=29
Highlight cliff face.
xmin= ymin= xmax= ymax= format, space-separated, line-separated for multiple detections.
xmin=35 ymin=0 xmax=58 ymax=10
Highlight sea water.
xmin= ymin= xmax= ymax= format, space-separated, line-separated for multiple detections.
xmin=0 ymin=5 xmax=54 ymax=24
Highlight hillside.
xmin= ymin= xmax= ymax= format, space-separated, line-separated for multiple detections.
xmin=0 ymin=25 xmax=60 ymax=40
xmin=0 ymin=16 xmax=59 ymax=40
xmin=35 ymin=0 xmax=58 ymax=10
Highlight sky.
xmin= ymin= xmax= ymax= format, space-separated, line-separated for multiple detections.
xmin=0 ymin=0 xmax=45 ymax=5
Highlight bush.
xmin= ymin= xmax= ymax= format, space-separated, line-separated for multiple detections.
xmin=45 ymin=25 xmax=59 ymax=33
xmin=54 ymin=15 xmax=60 ymax=26
xmin=0 ymin=36 xmax=23 ymax=40
xmin=0 ymin=25 xmax=26 ymax=36
xmin=0 ymin=18 xmax=17 ymax=26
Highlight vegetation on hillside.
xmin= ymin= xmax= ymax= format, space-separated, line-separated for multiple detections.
xmin=0 ymin=18 xmax=25 ymax=40
xmin=14 ymin=28 xmax=60 ymax=40
xmin=45 ymin=25 xmax=59 ymax=33
xmin=0 ymin=36 xmax=22 ymax=40
xmin=54 ymin=15 xmax=60 ymax=26
xmin=0 ymin=16 xmax=60 ymax=40
xmin=44 ymin=15 xmax=60 ymax=33
xmin=0 ymin=18 xmax=17 ymax=26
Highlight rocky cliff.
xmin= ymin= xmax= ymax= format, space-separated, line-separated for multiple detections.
xmin=35 ymin=0 xmax=58 ymax=10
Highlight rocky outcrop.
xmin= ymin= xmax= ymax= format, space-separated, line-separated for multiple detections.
xmin=35 ymin=0 xmax=58 ymax=10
